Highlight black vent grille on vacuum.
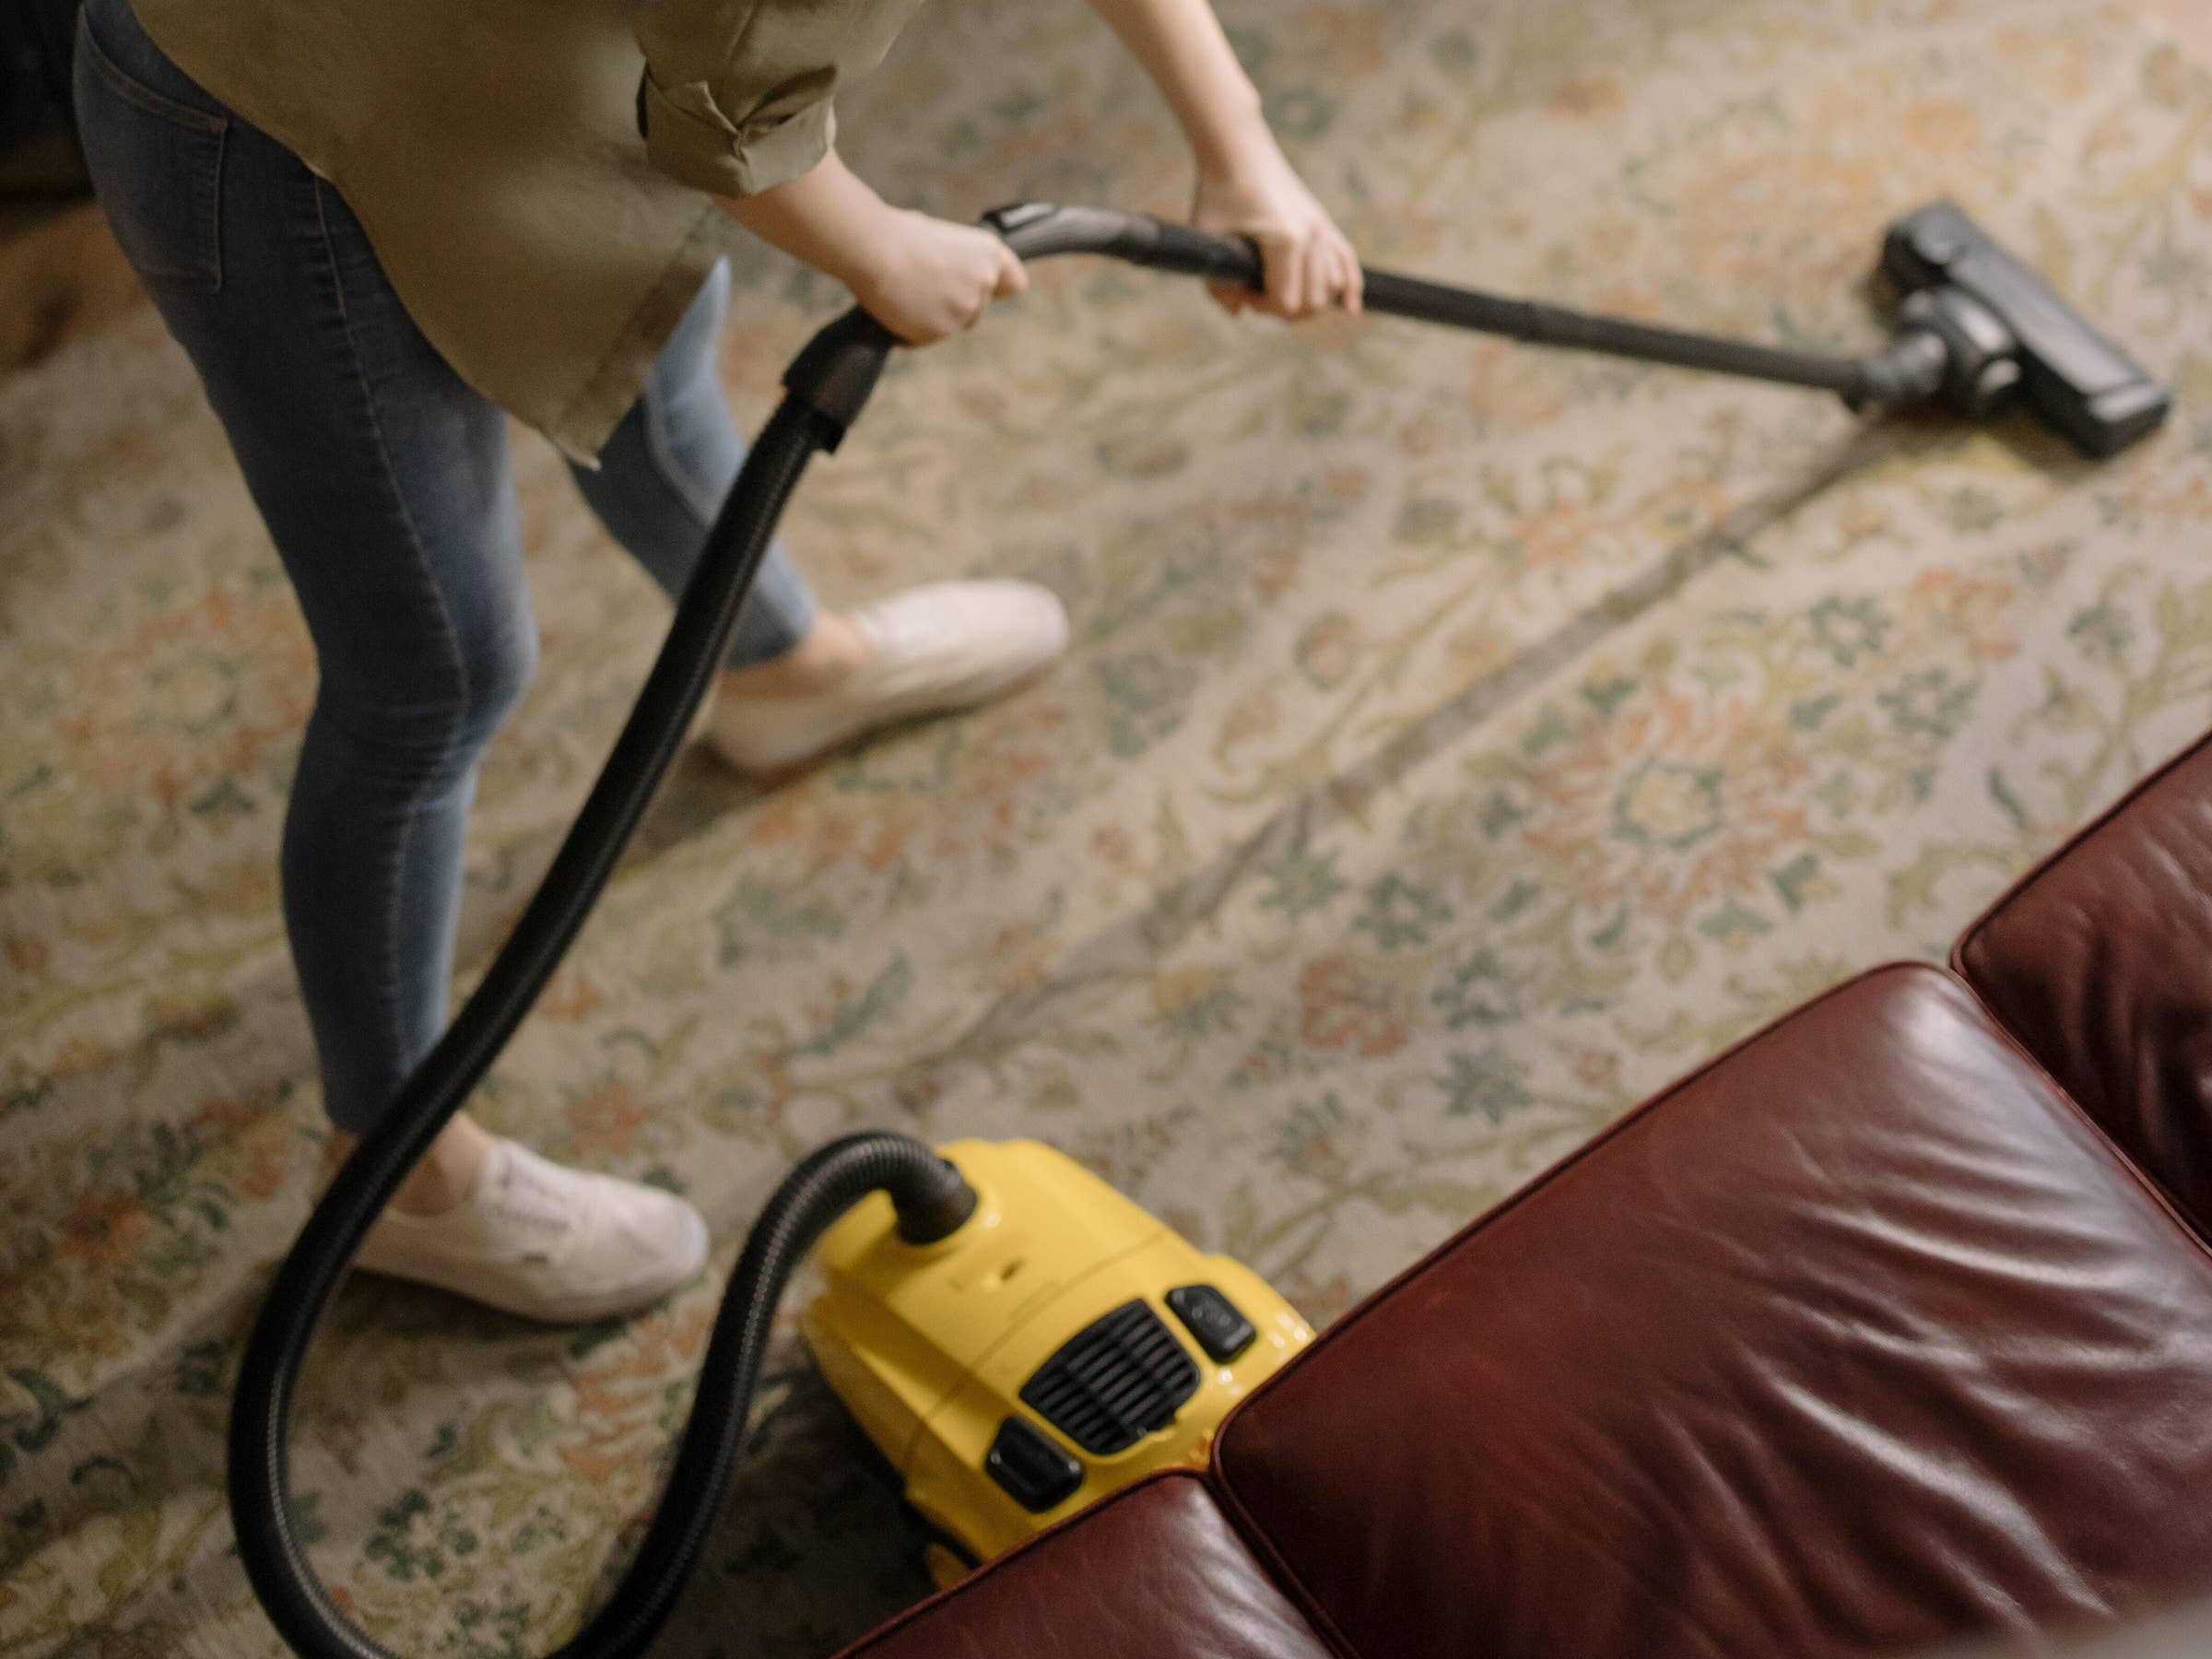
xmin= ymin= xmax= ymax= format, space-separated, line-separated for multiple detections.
xmin=1019 ymin=1299 xmax=1201 ymax=1455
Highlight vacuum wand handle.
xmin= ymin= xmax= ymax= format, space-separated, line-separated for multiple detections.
xmin=982 ymin=201 xmax=1874 ymax=400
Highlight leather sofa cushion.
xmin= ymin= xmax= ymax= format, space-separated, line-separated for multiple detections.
xmin=1956 ymin=735 xmax=2212 ymax=1235
xmin=1213 ymin=966 xmax=2212 ymax=1659
xmin=834 ymin=1473 xmax=1335 ymax=1659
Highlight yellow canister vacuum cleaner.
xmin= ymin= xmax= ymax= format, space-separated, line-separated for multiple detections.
xmin=806 ymin=1137 xmax=1310 ymax=1586
xmin=229 ymin=201 xmax=2169 ymax=1659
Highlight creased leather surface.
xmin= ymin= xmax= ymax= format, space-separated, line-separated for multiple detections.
xmin=1958 ymin=736 xmax=2212 ymax=1237
xmin=1215 ymin=966 xmax=2212 ymax=1659
xmin=836 ymin=1474 xmax=1335 ymax=1659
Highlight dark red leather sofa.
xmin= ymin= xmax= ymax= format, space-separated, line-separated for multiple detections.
xmin=835 ymin=732 xmax=2212 ymax=1659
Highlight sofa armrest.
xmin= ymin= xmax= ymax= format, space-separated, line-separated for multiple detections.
xmin=1213 ymin=966 xmax=2212 ymax=1659
xmin=832 ymin=1473 xmax=1338 ymax=1659
xmin=1955 ymin=732 xmax=2212 ymax=1235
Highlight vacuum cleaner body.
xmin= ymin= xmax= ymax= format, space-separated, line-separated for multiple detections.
xmin=803 ymin=1139 xmax=1312 ymax=1584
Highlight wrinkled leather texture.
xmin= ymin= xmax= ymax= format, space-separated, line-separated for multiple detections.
xmin=837 ymin=1474 xmax=1336 ymax=1659
xmin=1213 ymin=966 xmax=2212 ymax=1659
xmin=1958 ymin=737 xmax=2212 ymax=1237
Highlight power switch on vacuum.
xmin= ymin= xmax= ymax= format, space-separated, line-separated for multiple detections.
xmin=986 ymin=1418 xmax=1083 ymax=1513
xmin=1167 ymin=1285 xmax=1256 ymax=1362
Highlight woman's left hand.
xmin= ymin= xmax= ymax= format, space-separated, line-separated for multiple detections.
xmin=1190 ymin=136 xmax=1362 ymax=321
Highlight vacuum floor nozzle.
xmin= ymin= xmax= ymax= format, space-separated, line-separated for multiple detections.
xmin=1879 ymin=201 xmax=2170 ymax=456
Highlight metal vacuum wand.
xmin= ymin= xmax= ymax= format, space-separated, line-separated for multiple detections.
xmin=983 ymin=199 xmax=2170 ymax=458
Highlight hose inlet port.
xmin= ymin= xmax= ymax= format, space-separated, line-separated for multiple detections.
xmin=893 ymin=1158 xmax=980 ymax=1245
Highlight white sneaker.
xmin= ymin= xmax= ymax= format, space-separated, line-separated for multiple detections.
xmin=702 ymin=580 xmax=1069 ymax=773
xmin=352 ymin=1138 xmax=710 ymax=1324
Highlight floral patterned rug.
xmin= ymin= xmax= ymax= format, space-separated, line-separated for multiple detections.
xmin=4 ymin=0 xmax=2208 ymax=1653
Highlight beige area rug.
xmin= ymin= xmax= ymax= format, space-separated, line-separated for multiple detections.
xmin=4 ymin=1 xmax=2209 ymax=1653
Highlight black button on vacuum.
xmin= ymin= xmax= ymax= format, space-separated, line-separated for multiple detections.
xmin=1166 ymin=1285 xmax=1256 ymax=1362
xmin=985 ymin=1417 xmax=1084 ymax=1513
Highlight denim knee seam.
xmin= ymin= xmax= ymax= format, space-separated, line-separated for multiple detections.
xmin=565 ymin=261 xmax=816 ymax=669
xmin=640 ymin=371 xmax=722 ymax=534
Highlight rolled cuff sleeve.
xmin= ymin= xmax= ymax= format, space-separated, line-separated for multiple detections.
xmin=639 ymin=67 xmax=836 ymax=198
xmin=636 ymin=0 xmax=922 ymax=199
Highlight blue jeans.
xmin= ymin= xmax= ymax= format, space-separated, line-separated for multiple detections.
xmin=74 ymin=0 xmax=818 ymax=1134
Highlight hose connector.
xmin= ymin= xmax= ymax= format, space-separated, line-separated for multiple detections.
xmin=891 ymin=1155 xmax=980 ymax=1245
xmin=783 ymin=309 xmax=901 ymax=448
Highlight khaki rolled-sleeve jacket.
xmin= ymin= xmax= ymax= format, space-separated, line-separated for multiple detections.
xmin=638 ymin=0 xmax=924 ymax=198
xmin=127 ymin=0 xmax=924 ymax=460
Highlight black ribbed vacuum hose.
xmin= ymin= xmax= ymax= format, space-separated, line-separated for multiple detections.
xmin=227 ymin=373 xmax=974 ymax=1659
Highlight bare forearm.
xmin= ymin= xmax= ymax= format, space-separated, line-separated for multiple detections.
xmin=715 ymin=149 xmax=1027 ymax=344
xmin=711 ymin=0 xmax=1350 ymax=331
xmin=1089 ymin=0 xmax=1359 ymax=317
xmin=1082 ymin=0 xmax=1271 ymax=173
xmin=716 ymin=149 xmax=888 ymax=290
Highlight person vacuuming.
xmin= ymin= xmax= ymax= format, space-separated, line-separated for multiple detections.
xmin=75 ymin=0 xmax=1360 ymax=1325
xmin=76 ymin=0 xmax=2175 ymax=1651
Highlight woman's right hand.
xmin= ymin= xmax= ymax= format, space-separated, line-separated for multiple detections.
xmin=847 ymin=208 xmax=1029 ymax=345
